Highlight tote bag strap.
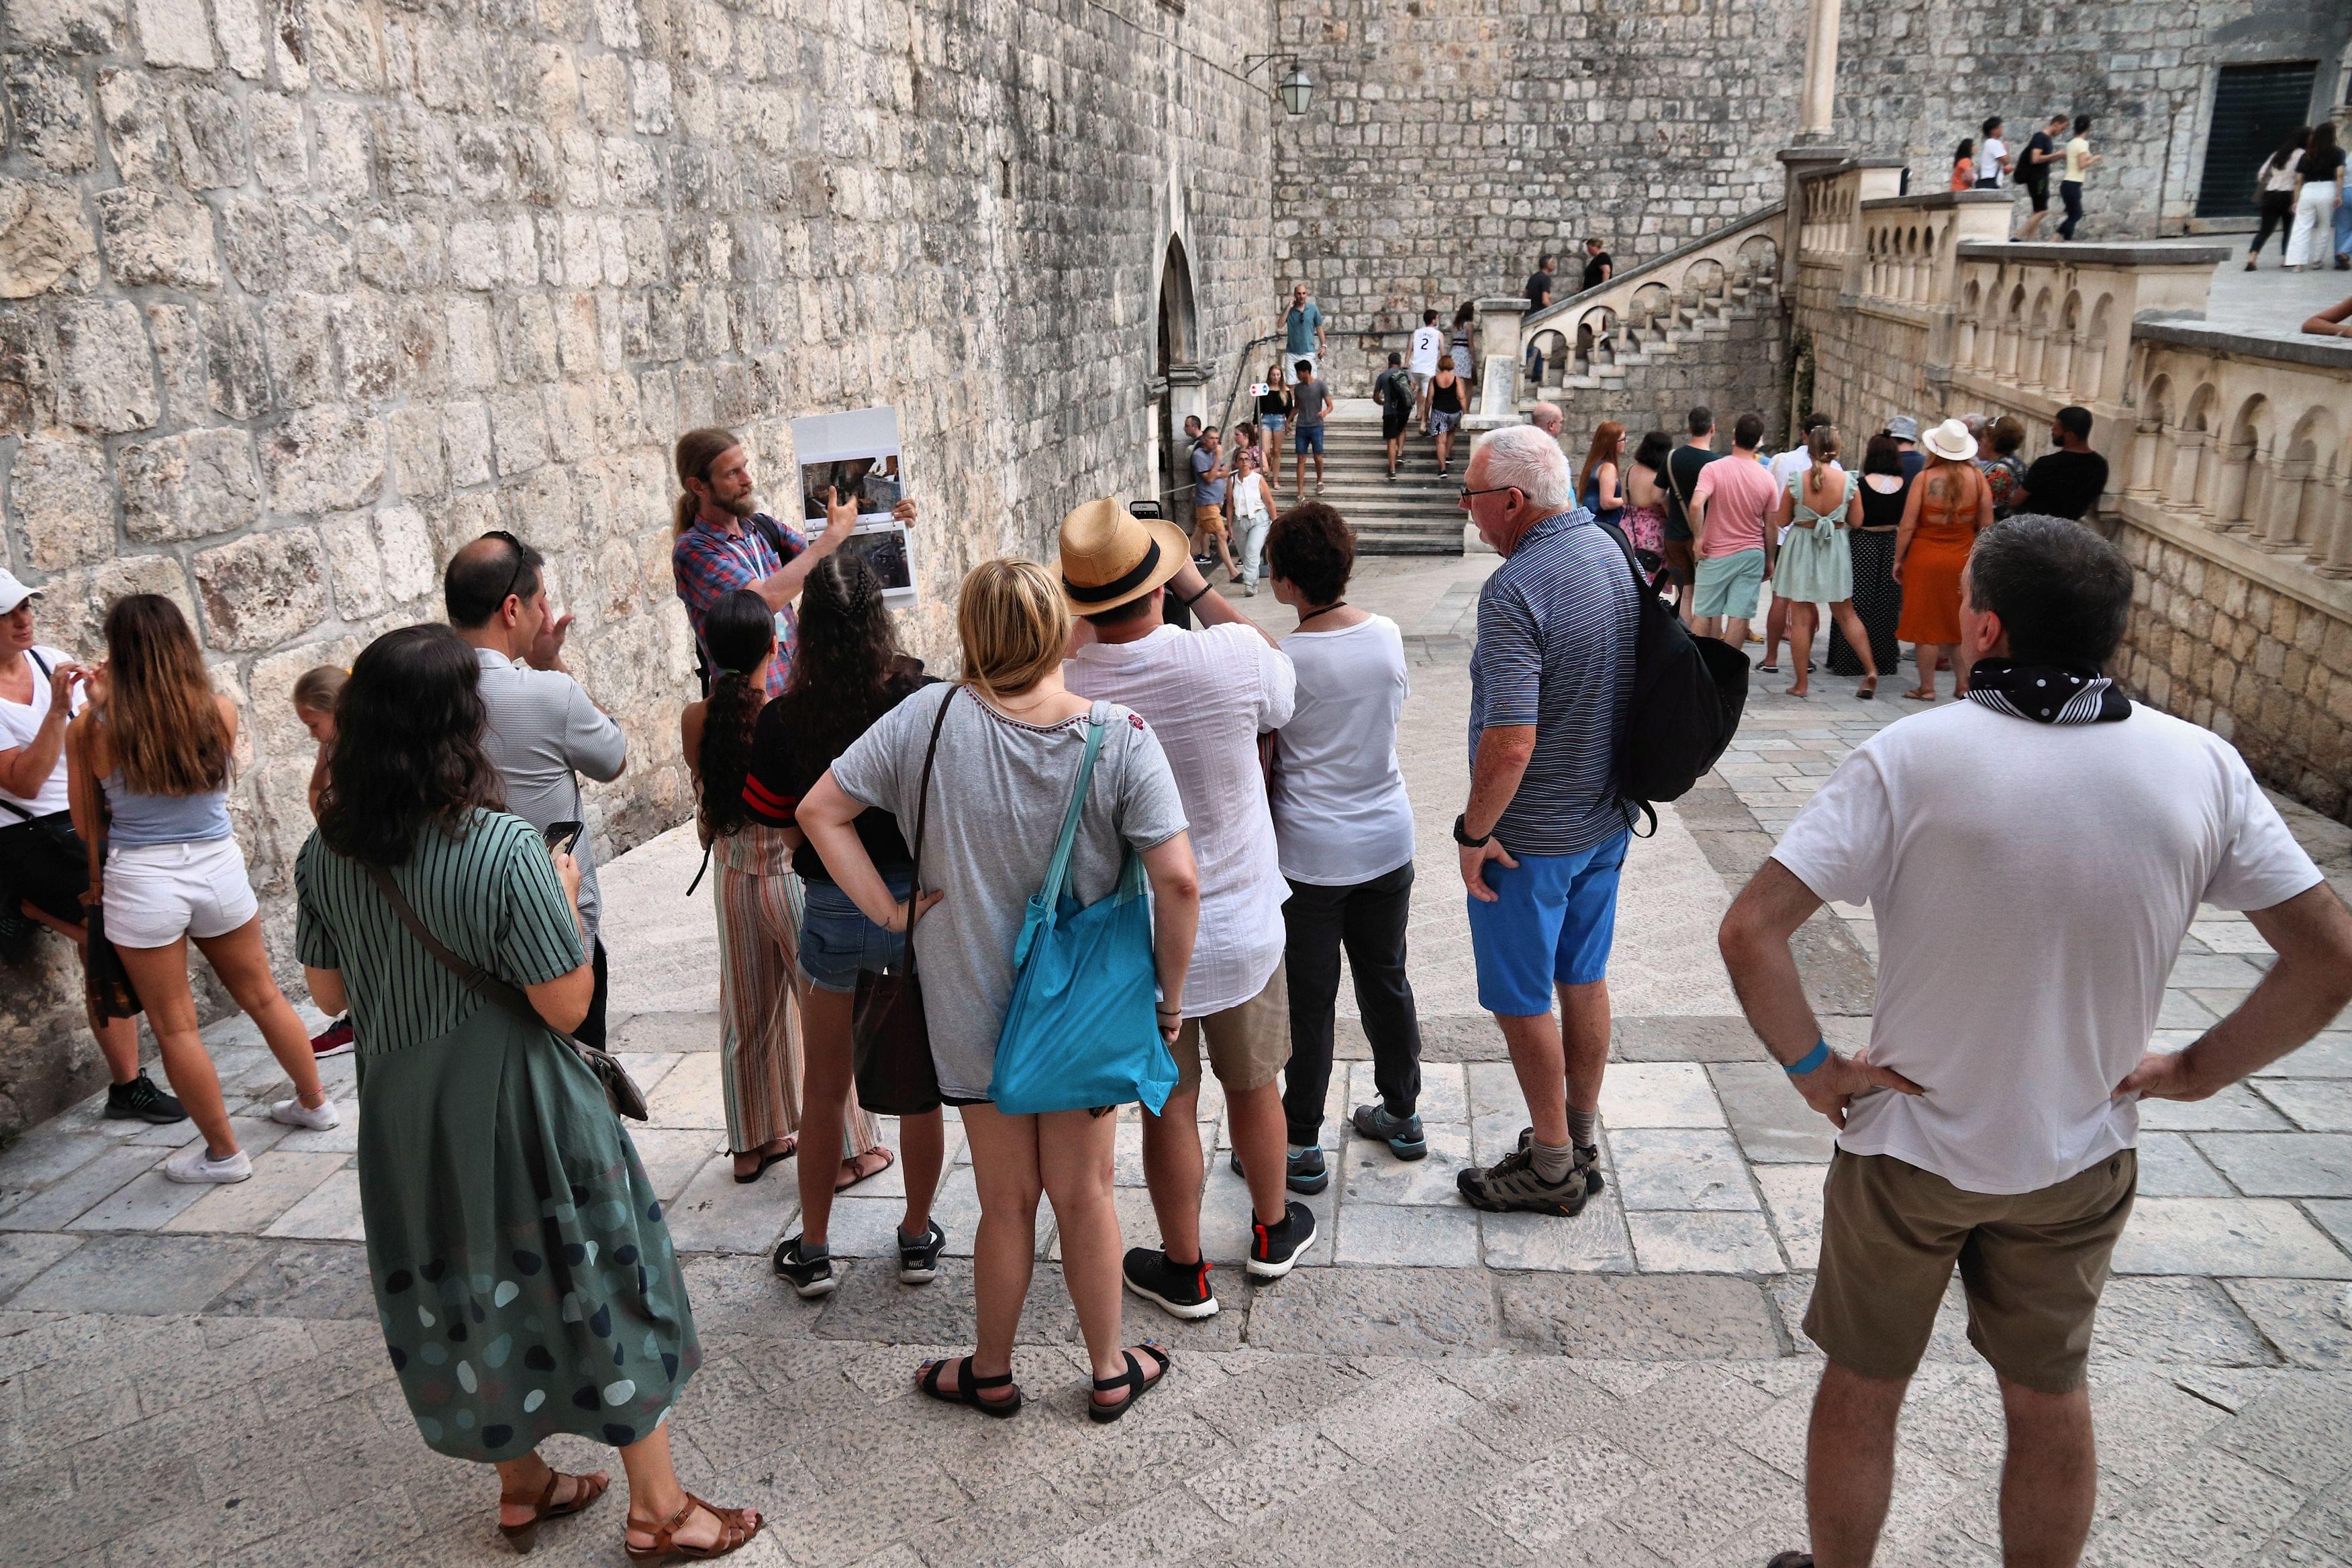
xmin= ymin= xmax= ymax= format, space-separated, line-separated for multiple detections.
xmin=897 ymin=683 xmax=957 ymax=979
xmin=1036 ymin=703 xmax=1110 ymax=921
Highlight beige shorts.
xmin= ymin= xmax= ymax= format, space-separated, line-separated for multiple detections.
xmin=1171 ymin=963 xmax=1289 ymax=1096
xmin=1804 ymin=1147 xmax=2137 ymax=1394
xmin=1193 ymin=503 xmax=1230 ymax=538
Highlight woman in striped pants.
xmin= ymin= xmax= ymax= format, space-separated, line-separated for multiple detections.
xmin=683 ymin=591 xmax=881 ymax=1184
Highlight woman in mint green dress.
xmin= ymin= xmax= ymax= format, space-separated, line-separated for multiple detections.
xmin=1766 ymin=425 xmax=1880 ymax=698
xmin=297 ymin=624 xmax=759 ymax=1561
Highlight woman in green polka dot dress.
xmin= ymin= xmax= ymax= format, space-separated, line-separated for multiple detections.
xmin=297 ymin=624 xmax=760 ymax=1561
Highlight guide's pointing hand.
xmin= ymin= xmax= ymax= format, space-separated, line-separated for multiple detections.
xmin=822 ymin=486 xmax=858 ymax=549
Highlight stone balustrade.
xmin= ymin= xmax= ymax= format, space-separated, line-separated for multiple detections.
xmin=1517 ymin=203 xmax=1785 ymax=383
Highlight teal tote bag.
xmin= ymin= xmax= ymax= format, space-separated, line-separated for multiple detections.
xmin=988 ymin=703 xmax=1178 ymax=1116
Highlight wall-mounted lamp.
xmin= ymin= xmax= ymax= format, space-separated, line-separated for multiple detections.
xmin=1242 ymin=54 xmax=1315 ymax=117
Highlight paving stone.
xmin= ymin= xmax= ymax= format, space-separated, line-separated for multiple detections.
xmin=1496 ymin=1273 xmax=1782 ymax=1359
xmin=1243 ymin=1265 xmax=1498 ymax=1356
xmin=1336 ymin=1122 xmax=1471 ymax=1204
xmin=2193 ymin=1134 xmax=2352 ymax=1198
xmin=1332 ymin=1198 xmax=1480 ymax=1267
xmin=2140 ymin=1085 xmax=2296 ymax=1132
xmin=2311 ymin=1200 xmax=2352 ymax=1255
xmin=162 ymin=1151 xmax=346 ymax=1234
xmin=1608 ymin=1128 xmax=1761 ymax=1210
xmin=2210 ymin=1375 xmax=2352 ymax=1489
xmin=2110 ymin=1199 xmax=2352 ymax=1279
xmin=1753 ymin=1163 xmax=1827 ymax=1269
xmin=1596 ymin=1062 xmax=1724 ymax=1128
xmin=0 ymin=1230 xmax=83 ymax=1305
xmin=2135 ymin=1131 xmax=2235 ymax=1197
xmin=9 ymin=1233 xmax=271 ymax=1314
xmin=1712 ymin=1062 xmax=1840 ymax=1163
xmin=1478 ymin=1190 xmax=1637 ymax=1272
xmin=1626 ymin=1210 xmax=1785 ymax=1273
xmin=2255 ymin=1034 xmax=2352 ymax=1079
xmin=2253 ymin=1079 xmax=2352 ymax=1134
xmin=204 ymin=1239 xmax=377 ymax=1320
xmin=1611 ymin=1015 xmax=1770 ymax=1063
xmin=260 ymin=1165 xmax=367 ymax=1241
xmin=1184 ymin=1420 xmax=1362 ymax=1526
xmin=661 ymin=1148 xmax=801 ymax=1255
xmin=2088 ymin=1277 xmax=2274 ymax=1367
xmin=1471 ymin=1436 xmax=1653 ymax=1545
xmin=2220 ymin=1279 xmax=2352 ymax=1370
xmin=0 ymin=1146 xmax=166 ymax=1232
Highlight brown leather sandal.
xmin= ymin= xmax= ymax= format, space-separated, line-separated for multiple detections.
xmin=499 ymin=1469 xmax=608 ymax=1554
xmin=624 ymin=1493 xmax=764 ymax=1562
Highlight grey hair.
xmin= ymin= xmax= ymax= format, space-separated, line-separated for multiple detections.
xmin=1473 ymin=424 xmax=1575 ymax=510
xmin=1961 ymin=411 xmax=1988 ymax=436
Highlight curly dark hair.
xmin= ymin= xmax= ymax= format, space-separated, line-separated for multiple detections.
xmin=1265 ymin=501 xmax=1356 ymax=606
xmin=767 ymin=555 xmax=916 ymax=783
xmin=318 ymin=624 xmax=505 ymax=867
xmin=696 ymin=589 xmax=777 ymax=840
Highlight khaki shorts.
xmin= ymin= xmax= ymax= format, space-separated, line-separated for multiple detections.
xmin=1804 ymin=1147 xmax=2137 ymax=1395
xmin=1193 ymin=503 xmax=1230 ymax=538
xmin=1171 ymin=963 xmax=1289 ymax=1096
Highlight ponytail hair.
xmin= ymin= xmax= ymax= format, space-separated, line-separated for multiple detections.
xmin=674 ymin=427 xmax=742 ymax=535
xmin=1806 ymin=424 xmax=1841 ymax=464
xmin=695 ymin=589 xmax=775 ymax=838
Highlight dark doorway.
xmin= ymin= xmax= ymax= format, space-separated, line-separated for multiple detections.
xmin=2196 ymin=61 xmax=2320 ymax=218
xmin=1155 ymin=236 xmax=1196 ymax=514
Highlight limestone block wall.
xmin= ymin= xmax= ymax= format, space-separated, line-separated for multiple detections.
xmin=0 ymin=0 xmax=1275 ymax=1136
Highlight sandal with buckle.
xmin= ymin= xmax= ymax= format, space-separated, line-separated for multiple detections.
xmin=1088 ymin=1342 xmax=1171 ymax=1425
xmin=623 ymin=1493 xmax=763 ymax=1562
xmin=916 ymin=1354 xmax=1024 ymax=1418
xmin=499 ymin=1469 xmax=609 ymax=1554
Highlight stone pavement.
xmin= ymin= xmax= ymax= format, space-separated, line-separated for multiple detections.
xmin=2 ymin=555 xmax=2350 ymax=1567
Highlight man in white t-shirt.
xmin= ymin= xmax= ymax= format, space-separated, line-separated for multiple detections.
xmin=1408 ymin=308 xmax=1445 ymax=432
xmin=0 ymin=570 xmax=185 ymax=1125
xmin=1719 ymin=516 xmax=2352 ymax=1568
xmin=1061 ymin=501 xmax=1310 ymax=1319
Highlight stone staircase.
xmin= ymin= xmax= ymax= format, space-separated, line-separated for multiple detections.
xmin=1289 ymin=400 xmax=1465 ymax=556
xmin=1528 ymin=271 xmax=1781 ymax=406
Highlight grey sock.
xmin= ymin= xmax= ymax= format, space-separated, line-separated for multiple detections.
xmin=1530 ymin=1137 xmax=1577 ymax=1185
xmin=1565 ymin=1107 xmax=1600 ymax=1150
xmin=797 ymin=1238 xmax=830 ymax=1262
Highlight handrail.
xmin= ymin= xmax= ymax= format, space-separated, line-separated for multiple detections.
xmin=1218 ymin=331 xmax=1284 ymax=442
xmin=1522 ymin=201 xmax=1786 ymax=333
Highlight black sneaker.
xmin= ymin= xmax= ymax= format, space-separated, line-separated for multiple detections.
xmin=897 ymin=1219 xmax=946 ymax=1285
xmin=1226 ymin=1144 xmax=1329 ymax=1194
xmin=772 ymin=1235 xmax=836 ymax=1298
xmin=1515 ymin=1128 xmax=1606 ymax=1193
xmin=1247 ymin=1201 xmax=1317 ymax=1280
xmin=104 ymin=1071 xmax=187 ymax=1125
xmin=1351 ymin=1103 xmax=1427 ymax=1161
xmin=1459 ymin=1146 xmax=1598 ymax=1216
xmin=1123 ymin=1246 xmax=1218 ymax=1320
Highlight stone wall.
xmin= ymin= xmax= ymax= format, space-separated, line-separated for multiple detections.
xmin=0 ymin=0 xmax=1275 ymax=1137
xmin=1549 ymin=296 xmax=1787 ymax=454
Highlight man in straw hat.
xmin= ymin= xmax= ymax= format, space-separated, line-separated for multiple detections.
xmin=1058 ymin=499 xmax=1319 ymax=1318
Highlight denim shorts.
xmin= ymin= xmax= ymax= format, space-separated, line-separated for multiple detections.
xmin=1293 ymin=424 xmax=1326 ymax=456
xmin=1467 ymin=830 xmax=1630 ymax=1016
xmin=1259 ymin=413 xmax=1287 ymax=434
xmin=797 ymin=871 xmax=910 ymax=993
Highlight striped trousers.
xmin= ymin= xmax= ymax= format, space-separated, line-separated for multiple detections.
xmin=712 ymin=837 xmax=880 ymax=1161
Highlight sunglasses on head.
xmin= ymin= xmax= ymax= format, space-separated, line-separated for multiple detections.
xmin=481 ymin=530 xmax=529 ymax=609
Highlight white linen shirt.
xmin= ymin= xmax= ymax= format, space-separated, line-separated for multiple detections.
xmin=1067 ymin=623 xmax=1296 ymax=1017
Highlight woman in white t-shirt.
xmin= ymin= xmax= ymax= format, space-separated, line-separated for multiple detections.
xmin=0 ymin=572 xmax=184 ymax=1125
xmin=1228 ymin=446 xmax=1275 ymax=596
xmin=1264 ymin=504 xmax=1427 ymax=1164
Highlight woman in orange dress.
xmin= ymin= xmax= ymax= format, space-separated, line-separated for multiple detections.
xmin=1892 ymin=418 xmax=1995 ymax=700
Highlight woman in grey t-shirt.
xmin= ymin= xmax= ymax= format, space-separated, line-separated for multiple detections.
xmin=801 ymin=559 xmax=1198 ymax=1422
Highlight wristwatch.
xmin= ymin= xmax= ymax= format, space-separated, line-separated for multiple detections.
xmin=1452 ymin=814 xmax=1491 ymax=848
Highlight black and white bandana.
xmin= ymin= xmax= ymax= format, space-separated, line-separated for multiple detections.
xmin=1963 ymin=658 xmax=2130 ymax=724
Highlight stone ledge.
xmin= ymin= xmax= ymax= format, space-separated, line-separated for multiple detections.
xmin=2130 ymin=318 xmax=2352 ymax=371
xmin=1860 ymin=189 xmax=2014 ymax=211
xmin=2108 ymin=497 xmax=2352 ymax=624
xmin=1957 ymin=240 xmax=2234 ymax=268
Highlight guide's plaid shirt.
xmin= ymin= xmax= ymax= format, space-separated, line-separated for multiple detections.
xmin=672 ymin=512 xmax=805 ymax=697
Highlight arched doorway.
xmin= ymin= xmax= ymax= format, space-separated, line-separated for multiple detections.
xmin=1151 ymin=235 xmax=1206 ymax=517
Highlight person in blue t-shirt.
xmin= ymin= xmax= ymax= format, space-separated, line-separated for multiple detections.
xmin=1283 ymin=283 xmax=1324 ymax=379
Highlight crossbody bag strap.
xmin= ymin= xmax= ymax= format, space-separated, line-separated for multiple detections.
xmin=897 ymin=684 xmax=956 ymax=980
xmin=359 ymin=862 xmax=548 ymax=1032
xmin=1036 ymin=703 xmax=1110 ymax=919
xmin=65 ymin=720 xmax=105 ymax=899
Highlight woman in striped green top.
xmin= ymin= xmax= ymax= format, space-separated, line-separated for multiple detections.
xmin=296 ymin=625 xmax=759 ymax=1560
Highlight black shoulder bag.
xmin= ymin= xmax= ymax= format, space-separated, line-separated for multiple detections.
xmin=360 ymin=862 xmax=648 ymax=1120
xmin=849 ymin=686 xmax=954 ymax=1116
xmin=1594 ymin=518 xmax=1750 ymax=836
xmin=62 ymin=718 xmax=141 ymax=1018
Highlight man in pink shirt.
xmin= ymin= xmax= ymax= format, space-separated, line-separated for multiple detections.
xmin=1687 ymin=411 xmax=1780 ymax=645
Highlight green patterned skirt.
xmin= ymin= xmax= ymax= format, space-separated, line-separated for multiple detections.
xmin=355 ymin=1003 xmax=699 ymax=1461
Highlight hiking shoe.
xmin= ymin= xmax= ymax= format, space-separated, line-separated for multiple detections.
xmin=1765 ymin=1555 xmax=1814 ymax=1568
xmin=162 ymin=1144 xmax=252 ymax=1184
xmin=1351 ymin=1103 xmax=1427 ymax=1161
xmin=1247 ymin=1201 xmax=1318 ymax=1280
xmin=104 ymin=1071 xmax=185 ymax=1125
xmin=1457 ymin=1146 xmax=1598 ymax=1216
xmin=309 ymin=1016 xmax=354 ymax=1058
xmin=1226 ymin=1144 xmax=1328 ymax=1195
xmin=1123 ymin=1246 xmax=1218 ymax=1320
xmin=1514 ymin=1128 xmax=1607 ymax=1193
xmin=897 ymin=1219 xmax=946 ymax=1285
xmin=772 ymin=1235 xmax=837 ymax=1298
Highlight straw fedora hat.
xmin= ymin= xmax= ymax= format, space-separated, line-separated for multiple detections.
xmin=1921 ymin=418 xmax=1977 ymax=462
xmin=1056 ymin=498 xmax=1192 ymax=616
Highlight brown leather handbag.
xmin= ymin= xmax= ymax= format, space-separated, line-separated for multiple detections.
xmin=849 ymin=688 xmax=952 ymax=1117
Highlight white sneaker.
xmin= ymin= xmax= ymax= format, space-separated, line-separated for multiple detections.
xmin=271 ymin=1095 xmax=342 ymax=1130
xmin=162 ymin=1143 xmax=252 ymax=1183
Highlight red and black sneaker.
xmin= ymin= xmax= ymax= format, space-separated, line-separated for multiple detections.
xmin=1246 ymin=1200 xmax=1318 ymax=1281
xmin=309 ymin=1016 xmax=354 ymax=1059
xmin=1122 ymin=1246 xmax=1218 ymax=1320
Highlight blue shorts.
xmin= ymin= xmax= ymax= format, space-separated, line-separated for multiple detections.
xmin=1293 ymin=424 xmax=1325 ymax=456
xmin=1467 ymin=830 xmax=1631 ymax=1016
xmin=1259 ymin=413 xmax=1287 ymax=434
xmin=797 ymin=871 xmax=910 ymax=993
xmin=1693 ymin=548 xmax=1767 ymax=620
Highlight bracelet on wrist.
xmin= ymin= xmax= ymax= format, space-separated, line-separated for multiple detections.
xmin=1176 ymin=583 xmax=1209 ymax=607
xmin=1784 ymin=1038 xmax=1832 ymax=1077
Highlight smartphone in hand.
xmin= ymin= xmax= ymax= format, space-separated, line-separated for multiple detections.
xmin=542 ymin=820 xmax=585 ymax=856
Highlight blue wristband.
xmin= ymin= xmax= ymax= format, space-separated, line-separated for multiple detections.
xmin=1785 ymin=1039 xmax=1831 ymax=1077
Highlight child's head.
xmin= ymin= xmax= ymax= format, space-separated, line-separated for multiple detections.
xmin=291 ymin=665 xmax=347 ymax=744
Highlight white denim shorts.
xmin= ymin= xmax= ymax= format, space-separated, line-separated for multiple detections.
xmin=103 ymin=837 xmax=258 ymax=948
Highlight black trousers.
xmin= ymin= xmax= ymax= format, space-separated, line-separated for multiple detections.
xmin=1279 ymin=862 xmax=1423 ymax=1146
xmin=2058 ymin=181 xmax=2084 ymax=240
xmin=575 ymin=936 xmax=611 ymax=1049
xmin=2252 ymin=190 xmax=2296 ymax=259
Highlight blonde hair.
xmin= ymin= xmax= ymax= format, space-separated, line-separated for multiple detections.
xmin=291 ymin=665 xmax=346 ymax=716
xmin=1806 ymin=424 xmax=1842 ymax=464
xmin=957 ymin=559 xmax=1069 ymax=701
xmin=673 ymin=427 xmax=741 ymax=535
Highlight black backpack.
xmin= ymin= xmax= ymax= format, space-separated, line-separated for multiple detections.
xmin=1377 ymin=371 xmax=1413 ymax=418
xmin=1596 ymin=520 xmax=1749 ymax=834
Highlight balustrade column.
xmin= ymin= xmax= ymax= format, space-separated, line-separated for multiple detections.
xmin=1994 ymin=322 xmax=2020 ymax=380
xmin=2021 ymin=330 xmax=2049 ymax=389
xmin=1955 ymin=313 xmax=1978 ymax=367
xmin=2045 ymin=333 xmax=2077 ymax=399
xmin=2077 ymin=338 xmax=2108 ymax=405
xmin=2316 ymin=479 xmax=2352 ymax=578
xmin=2126 ymin=420 xmax=2162 ymax=497
xmin=2214 ymin=440 xmax=2256 ymax=533
xmin=2166 ymin=431 xmax=2207 ymax=517
xmin=2257 ymin=458 xmax=2309 ymax=552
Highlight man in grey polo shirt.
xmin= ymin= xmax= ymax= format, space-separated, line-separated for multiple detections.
xmin=445 ymin=532 xmax=628 ymax=1045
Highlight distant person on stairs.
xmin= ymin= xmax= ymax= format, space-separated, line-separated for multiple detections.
xmin=1428 ymin=356 xmax=1467 ymax=477
xmin=1373 ymin=350 xmax=1416 ymax=480
xmin=1255 ymin=362 xmax=1291 ymax=494
xmin=1409 ymin=309 xmax=1444 ymax=432
xmin=1290 ymin=360 xmax=1330 ymax=495
xmin=1283 ymin=283 xmax=1325 ymax=380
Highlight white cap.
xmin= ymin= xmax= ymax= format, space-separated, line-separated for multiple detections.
xmin=0 ymin=569 xmax=41 ymax=615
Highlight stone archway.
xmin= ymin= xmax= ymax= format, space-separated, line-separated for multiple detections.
xmin=1151 ymin=234 xmax=1207 ymax=517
